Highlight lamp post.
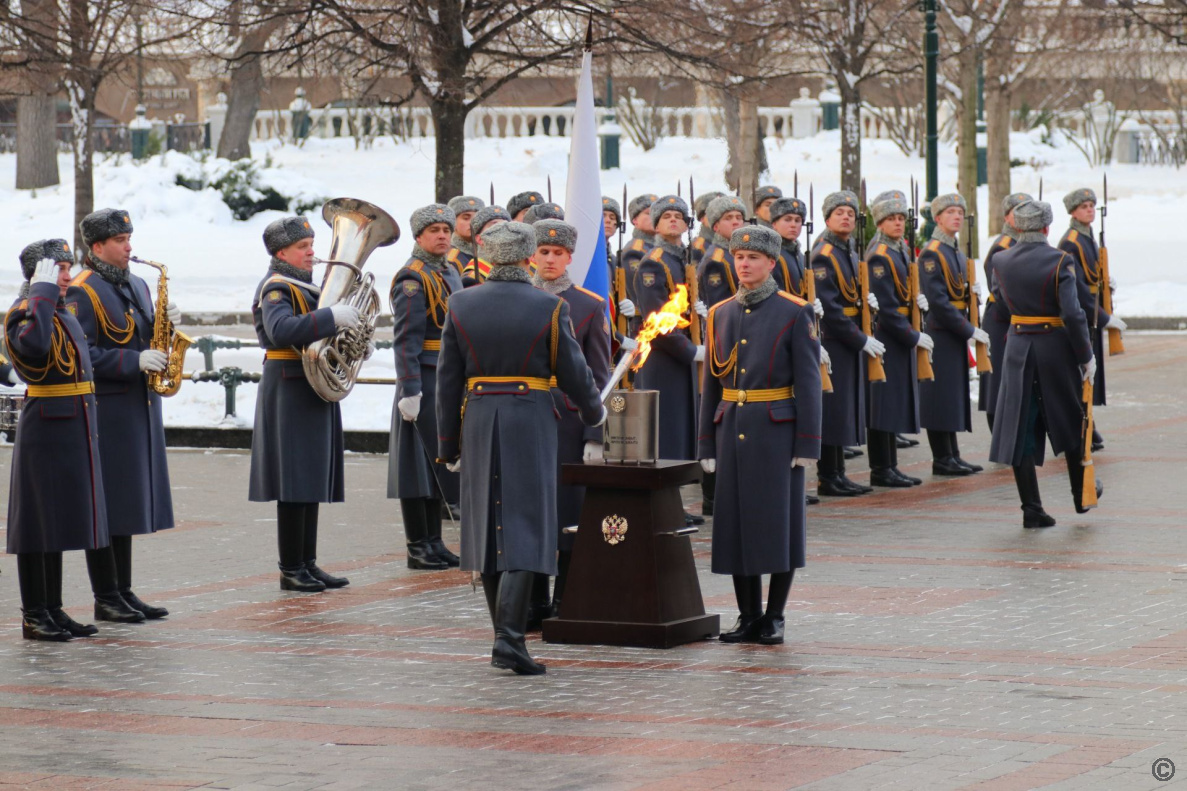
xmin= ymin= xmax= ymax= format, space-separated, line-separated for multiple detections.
xmin=923 ymin=0 xmax=939 ymax=237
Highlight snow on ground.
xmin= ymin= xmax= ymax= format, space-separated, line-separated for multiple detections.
xmin=0 ymin=130 xmax=1179 ymax=428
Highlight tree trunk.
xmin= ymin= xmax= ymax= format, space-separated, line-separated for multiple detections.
xmin=217 ymin=21 xmax=281 ymax=160
xmin=956 ymin=45 xmax=979 ymax=256
xmin=432 ymin=96 xmax=466 ymax=202
xmin=839 ymin=80 xmax=861 ymax=193
xmin=720 ymin=88 xmax=741 ymax=191
xmin=16 ymin=94 xmax=59 ymax=189
xmin=737 ymin=94 xmax=760 ymax=211
xmin=985 ymin=80 xmax=1012 ymax=236
xmin=66 ymin=78 xmax=94 ymax=255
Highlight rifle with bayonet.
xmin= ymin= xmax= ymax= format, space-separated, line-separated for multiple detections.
xmin=857 ymin=179 xmax=886 ymax=383
xmin=686 ymin=178 xmax=703 ymax=391
xmin=804 ymin=185 xmax=833 ymax=392
xmin=967 ymin=213 xmax=992 ymax=374
xmin=1100 ymin=174 xmax=1124 ymax=355
xmin=908 ymin=177 xmax=934 ymax=381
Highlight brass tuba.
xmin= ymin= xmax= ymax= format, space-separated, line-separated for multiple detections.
xmin=303 ymin=197 xmax=399 ymax=402
xmin=131 ymin=256 xmax=192 ymax=397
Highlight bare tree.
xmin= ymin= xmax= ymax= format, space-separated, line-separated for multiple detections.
xmin=13 ymin=0 xmax=60 ymax=189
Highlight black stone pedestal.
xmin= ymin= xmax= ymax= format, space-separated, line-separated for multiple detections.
xmin=541 ymin=460 xmax=719 ymax=649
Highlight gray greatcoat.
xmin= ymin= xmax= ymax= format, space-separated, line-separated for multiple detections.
xmin=810 ymin=235 xmax=867 ymax=447
xmin=5 ymin=283 xmax=109 ymax=553
xmin=248 ymin=270 xmax=345 ymax=503
xmin=988 ymin=239 xmax=1093 ymax=466
xmin=774 ymin=244 xmax=808 ymax=300
xmin=549 ymin=283 xmax=611 ymax=550
xmin=917 ymin=237 xmax=974 ymax=433
xmin=65 ymin=264 xmax=173 ymax=535
xmin=698 ymin=284 xmax=822 ymax=575
xmin=1058 ymin=226 xmax=1109 ymax=405
xmin=697 ymin=242 xmax=737 ymax=308
xmin=865 ymin=241 xmax=920 ymax=434
xmin=436 ymin=273 xmax=603 ymax=576
xmin=978 ymin=234 xmax=1015 ymax=416
xmin=632 ymin=243 xmax=699 ymax=460
xmin=388 ymin=254 xmax=464 ymax=502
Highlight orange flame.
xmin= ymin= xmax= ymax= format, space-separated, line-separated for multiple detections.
xmin=631 ymin=285 xmax=691 ymax=371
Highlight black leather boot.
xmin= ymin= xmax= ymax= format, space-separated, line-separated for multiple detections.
xmin=401 ymin=498 xmax=449 ymax=570
xmin=303 ymin=506 xmax=349 ymax=588
xmin=701 ymin=470 xmax=716 ymax=517
xmin=869 ymin=431 xmax=909 ymax=487
xmin=896 ymin=434 xmax=920 ymax=448
xmin=86 ymin=547 xmax=146 ymax=622
xmin=526 ymin=573 xmax=553 ymax=631
xmin=112 ymin=535 xmax=169 ymax=617
xmin=425 ymin=500 xmax=460 ymax=567
xmin=1013 ymin=457 xmax=1055 ymax=528
xmin=94 ymin=592 xmax=147 ymax=622
xmin=491 ymin=570 xmax=546 ymax=675
xmin=1067 ymin=454 xmax=1103 ymax=514
xmin=278 ymin=502 xmax=325 ymax=592
xmin=552 ymin=551 xmax=572 ymax=617
xmin=480 ymin=573 xmax=500 ymax=621
xmin=932 ymin=456 xmax=972 ymax=476
xmin=720 ymin=575 xmax=764 ymax=643
xmin=950 ymin=434 xmax=983 ymax=473
xmin=759 ymin=570 xmax=795 ymax=645
xmin=18 ymin=554 xmax=71 ymax=641
xmin=44 ymin=552 xmax=97 ymax=636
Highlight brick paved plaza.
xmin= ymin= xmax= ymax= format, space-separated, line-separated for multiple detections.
xmin=0 ymin=333 xmax=1184 ymax=790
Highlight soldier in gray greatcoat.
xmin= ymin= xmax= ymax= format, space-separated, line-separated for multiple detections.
xmin=753 ymin=185 xmax=783 ymax=228
xmin=462 ymin=205 xmax=510 ymax=286
xmin=988 ymin=200 xmax=1100 ymax=526
xmin=528 ymin=220 xmax=612 ymax=626
xmin=632 ymin=195 xmax=707 ymax=525
xmin=389 ymin=204 xmax=464 ymax=571
xmin=7 ymin=241 xmax=109 ymax=641
xmin=699 ymin=226 xmax=821 ymax=646
xmin=810 ymin=191 xmax=881 ymax=496
xmin=249 ymin=216 xmax=364 ymax=592
xmin=864 ymin=191 xmax=931 ymax=487
xmin=616 ymin=193 xmax=658 ymax=335
xmin=917 ymin=193 xmax=990 ymax=475
xmin=445 ymin=195 xmax=484 ymax=282
xmin=1058 ymin=187 xmax=1126 ymax=451
xmin=507 ymin=190 xmax=545 ymax=223
xmin=437 ymin=221 xmax=605 ymax=676
xmin=690 ymin=191 xmax=724 ymax=267
xmin=979 ymin=193 xmax=1031 ymax=429
xmin=770 ymin=197 xmax=811 ymax=299
xmin=697 ymin=195 xmax=748 ymax=308
xmin=66 ymin=209 xmax=176 ymax=623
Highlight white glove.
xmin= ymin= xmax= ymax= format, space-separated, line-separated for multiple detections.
xmin=1109 ymin=277 xmax=1117 ymax=292
xmin=30 ymin=258 xmax=57 ymax=287
xmin=1105 ymin=315 xmax=1127 ymax=332
xmin=971 ymin=281 xmax=984 ymax=299
xmin=791 ymin=458 xmax=811 ymax=468
xmin=916 ymin=293 xmax=929 ymax=312
xmin=7 ymin=368 xmax=19 ymax=385
xmin=866 ymin=292 xmax=879 ymax=312
xmin=397 ymin=394 xmax=421 ymax=422
xmin=364 ymin=341 xmax=376 ymax=360
xmin=1082 ymin=355 xmax=1097 ymax=383
xmin=583 ymin=441 xmax=604 ymax=462
xmin=819 ymin=345 xmax=832 ymax=372
xmin=813 ymin=298 xmax=824 ymax=318
xmin=166 ymin=301 xmax=181 ymax=324
xmin=916 ymin=332 xmax=935 ymax=352
xmin=330 ymin=304 xmax=361 ymax=330
xmin=862 ymin=336 xmax=886 ymax=358
xmin=620 ymin=337 xmax=638 ymax=352
xmin=700 ymin=458 xmax=716 ymax=474
xmin=693 ymin=345 xmax=705 ymax=363
xmin=138 ymin=349 xmax=167 ymax=372
xmin=618 ymin=298 xmax=636 ymax=317
xmin=694 ymin=300 xmax=708 ymax=319
xmin=971 ymin=327 xmax=990 ymax=346
xmin=446 ymin=459 xmax=461 ymax=473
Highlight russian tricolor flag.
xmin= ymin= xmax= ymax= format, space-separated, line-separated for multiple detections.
xmin=564 ymin=43 xmax=610 ymax=314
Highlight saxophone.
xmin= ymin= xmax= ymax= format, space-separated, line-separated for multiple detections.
xmin=131 ymin=256 xmax=193 ymax=396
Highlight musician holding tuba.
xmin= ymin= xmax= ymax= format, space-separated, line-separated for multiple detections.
xmin=248 ymin=215 xmax=370 ymax=592
xmin=64 ymin=209 xmax=176 ymax=623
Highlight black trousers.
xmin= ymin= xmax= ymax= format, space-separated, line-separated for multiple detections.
xmin=277 ymin=502 xmax=320 ymax=569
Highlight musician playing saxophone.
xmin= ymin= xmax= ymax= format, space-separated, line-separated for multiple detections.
xmin=248 ymin=216 xmax=367 ymax=593
xmin=65 ymin=209 xmax=176 ymax=623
